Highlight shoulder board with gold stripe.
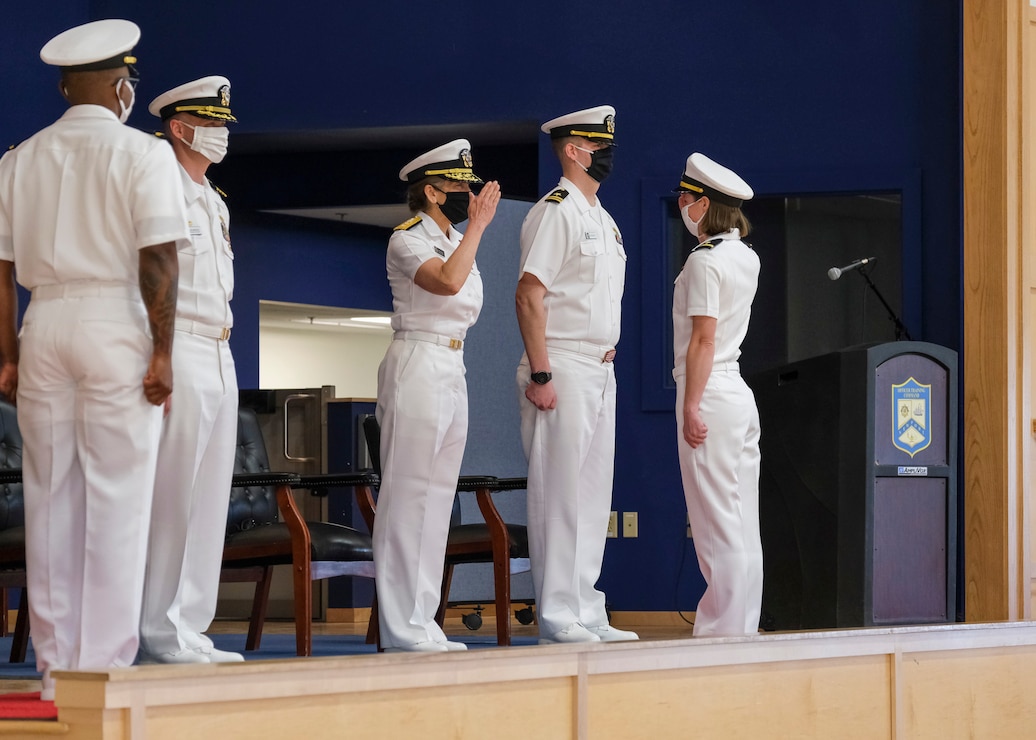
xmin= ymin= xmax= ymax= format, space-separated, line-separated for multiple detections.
xmin=691 ymin=238 xmax=724 ymax=253
xmin=208 ymin=180 xmax=229 ymax=200
xmin=394 ymin=215 xmax=422 ymax=231
xmin=545 ymin=188 xmax=569 ymax=204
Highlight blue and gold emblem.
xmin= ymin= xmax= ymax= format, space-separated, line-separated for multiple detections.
xmin=892 ymin=377 xmax=931 ymax=457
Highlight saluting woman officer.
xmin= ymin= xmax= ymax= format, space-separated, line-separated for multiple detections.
xmin=672 ymin=152 xmax=763 ymax=637
xmin=373 ymin=140 xmax=500 ymax=652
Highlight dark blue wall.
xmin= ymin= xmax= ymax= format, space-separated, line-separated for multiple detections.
xmin=2 ymin=2 xmax=962 ymax=612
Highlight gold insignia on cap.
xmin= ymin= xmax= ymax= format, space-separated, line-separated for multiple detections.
xmin=460 ymin=148 xmax=473 ymax=168
xmin=219 ymin=85 xmax=231 ymax=107
xmin=605 ymin=115 xmax=615 ymax=134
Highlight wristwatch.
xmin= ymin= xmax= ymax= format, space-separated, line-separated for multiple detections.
xmin=531 ymin=371 xmax=553 ymax=385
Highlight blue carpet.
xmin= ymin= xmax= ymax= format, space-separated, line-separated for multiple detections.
xmin=0 ymin=631 xmax=538 ymax=678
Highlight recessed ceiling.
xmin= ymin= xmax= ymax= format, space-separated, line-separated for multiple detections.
xmin=260 ymin=300 xmax=393 ymax=334
xmin=262 ymin=204 xmax=410 ymax=228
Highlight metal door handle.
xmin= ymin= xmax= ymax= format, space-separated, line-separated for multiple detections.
xmin=283 ymin=394 xmax=316 ymax=462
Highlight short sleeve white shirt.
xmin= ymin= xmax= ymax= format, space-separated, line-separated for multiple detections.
xmin=519 ymin=177 xmax=626 ymax=347
xmin=386 ymin=214 xmax=483 ymax=339
xmin=0 ymin=105 xmax=189 ymax=289
xmin=176 ymin=166 xmax=234 ymax=327
xmin=672 ymin=229 xmax=760 ymax=369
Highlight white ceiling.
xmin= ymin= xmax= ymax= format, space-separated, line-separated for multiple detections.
xmin=260 ymin=300 xmax=393 ymax=335
xmin=262 ymin=203 xmax=411 ymax=229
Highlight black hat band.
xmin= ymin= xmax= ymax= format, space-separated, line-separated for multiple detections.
xmin=160 ymin=96 xmax=235 ymax=122
xmin=63 ymin=53 xmax=137 ymax=74
xmin=675 ymin=177 xmax=743 ymax=208
xmin=406 ymin=157 xmax=483 ymax=184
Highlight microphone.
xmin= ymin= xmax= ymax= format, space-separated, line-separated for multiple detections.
xmin=827 ymin=256 xmax=877 ymax=281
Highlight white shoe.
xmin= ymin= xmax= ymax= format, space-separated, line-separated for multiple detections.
xmin=383 ymin=641 xmax=450 ymax=653
xmin=538 ymin=622 xmax=601 ymax=645
xmin=442 ymin=641 xmax=468 ymax=651
xmin=139 ymin=648 xmax=210 ymax=665
xmin=192 ymin=646 xmax=244 ymax=663
xmin=585 ymin=624 xmax=639 ymax=642
xmin=40 ymin=672 xmax=54 ymax=701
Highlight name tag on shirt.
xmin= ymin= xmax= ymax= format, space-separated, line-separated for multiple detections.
xmin=189 ymin=223 xmax=204 ymax=238
xmin=434 ymin=247 xmax=445 ymax=257
xmin=584 ymin=231 xmax=599 ymax=241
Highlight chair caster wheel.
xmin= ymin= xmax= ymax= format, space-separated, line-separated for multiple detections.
xmin=462 ymin=605 xmax=483 ymax=630
xmin=515 ymin=606 xmax=534 ymax=625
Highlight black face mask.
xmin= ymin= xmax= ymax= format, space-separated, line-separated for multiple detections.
xmin=584 ymin=145 xmax=615 ymax=183
xmin=437 ymin=190 xmax=470 ymax=225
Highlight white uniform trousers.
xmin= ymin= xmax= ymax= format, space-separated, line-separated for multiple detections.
xmin=140 ymin=332 xmax=237 ymax=655
xmin=675 ymin=367 xmax=763 ymax=636
xmin=373 ymin=339 xmax=468 ymax=649
xmin=518 ymin=349 xmax=615 ymax=637
xmin=17 ymin=289 xmax=162 ymax=685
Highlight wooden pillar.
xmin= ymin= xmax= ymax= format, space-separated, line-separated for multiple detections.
xmin=962 ymin=0 xmax=1029 ymax=621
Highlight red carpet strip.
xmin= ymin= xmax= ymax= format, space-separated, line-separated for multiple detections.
xmin=0 ymin=692 xmax=57 ymax=720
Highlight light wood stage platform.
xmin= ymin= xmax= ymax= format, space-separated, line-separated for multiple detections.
xmin=4 ymin=620 xmax=1036 ymax=739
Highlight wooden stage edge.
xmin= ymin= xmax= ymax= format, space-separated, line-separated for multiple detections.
xmin=8 ymin=620 xmax=1036 ymax=739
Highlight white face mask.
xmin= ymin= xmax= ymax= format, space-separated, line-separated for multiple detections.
xmin=178 ymin=121 xmax=230 ymax=164
xmin=681 ymin=202 xmax=704 ymax=238
xmin=115 ymin=77 xmax=135 ymax=124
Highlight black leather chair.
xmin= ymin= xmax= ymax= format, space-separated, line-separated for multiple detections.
xmin=362 ymin=415 xmax=530 ymax=646
xmin=221 ymin=406 xmax=379 ymax=656
xmin=0 ymin=399 xmax=27 ymax=662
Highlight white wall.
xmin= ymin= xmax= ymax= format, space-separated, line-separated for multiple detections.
xmin=258 ymin=326 xmax=390 ymax=398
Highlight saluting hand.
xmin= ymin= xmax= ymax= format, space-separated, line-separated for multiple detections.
xmin=683 ymin=405 xmax=707 ymax=449
xmin=467 ymin=181 xmax=501 ymax=230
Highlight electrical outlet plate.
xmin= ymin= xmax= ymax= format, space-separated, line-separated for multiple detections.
xmin=622 ymin=511 xmax=638 ymax=538
xmin=607 ymin=511 xmax=618 ymax=538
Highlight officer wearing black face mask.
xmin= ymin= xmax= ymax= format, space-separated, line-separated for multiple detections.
xmin=515 ymin=105 xmax=638 ymax=645
xmin=373 ymin=139 xmax=502 ymax=652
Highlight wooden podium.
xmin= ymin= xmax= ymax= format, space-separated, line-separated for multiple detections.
xmin=747 ymin=342 xmax=958 ymax=629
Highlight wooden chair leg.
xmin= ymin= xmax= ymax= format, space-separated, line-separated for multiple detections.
xmin=0 ymin=588 xmax=7 ymax=637
xmin=366 ymin=590 xmax=381 ymax=649
xmin=275 ymin=482 xmax=313 ymax=657
xmin=11 ymin=588 xmax=29 ymax=663
xmin=474 ymin=486 xmax=512 ymax=646
xmin=245 ymin=566 xmax=274 ymax=651
xmin=435 ymin=564 xmax=455 ymax=627
xmin=491 ymin=541 xmax=511 ymax=646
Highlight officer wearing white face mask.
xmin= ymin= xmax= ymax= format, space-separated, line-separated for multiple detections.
xmin=374 ymin=140 xmax=500 ymax=652
xmin=672 ymin=152 xmax=762 ymax=637
xmin=0 ymin=19 xmax=187 ymax=699
xmin=139 ymin=76 xmax=241 ymax=664
xmin=515 ymin=105 xmax=637 ymax=645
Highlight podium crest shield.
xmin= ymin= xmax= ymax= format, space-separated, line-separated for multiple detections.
xmin=892 ymin=377 xmax=931 ymax=457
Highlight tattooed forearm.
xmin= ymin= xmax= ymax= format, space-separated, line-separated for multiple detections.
xmin=138 ymin=242 xmax=178 ymax=355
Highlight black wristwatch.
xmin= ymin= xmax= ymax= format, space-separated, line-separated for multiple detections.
xmin=531 ymin=371 xmax=553 ymax=385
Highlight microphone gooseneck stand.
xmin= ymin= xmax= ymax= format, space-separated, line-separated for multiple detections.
xmin=855 ymin=265 xmax=912 ymax=341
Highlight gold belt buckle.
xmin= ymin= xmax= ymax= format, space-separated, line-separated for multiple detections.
xmin=220 ymin=327 xmax=231 ymax=341
xmin=449 ymin=338 xmax=463 ymax=350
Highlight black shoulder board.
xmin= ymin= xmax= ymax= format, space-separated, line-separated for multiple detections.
xmin=394 ymin=215 xmax=422 ymax=231
xmin=545 ymin=188 xmax=569 ymax=204
xmin=691 ymin=238 xmax=724 ymax=253
xmin=210 ymin=181 xmax=229 ymax=200
xmin=743 ymin=240 xmax=754 ymax=250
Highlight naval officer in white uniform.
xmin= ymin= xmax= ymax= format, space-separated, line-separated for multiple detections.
xmin=515 ymin=106 xmax=638 ymax=644
xmin=0 ymin=20 xmax=187 ymax=699
xmin=373 ymin=140 xmax=501 ymax=652
xmin=672 ymin=153 xmax=763 ymax=636
xmin=139 ymin=76 xmax=242 ymax=664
